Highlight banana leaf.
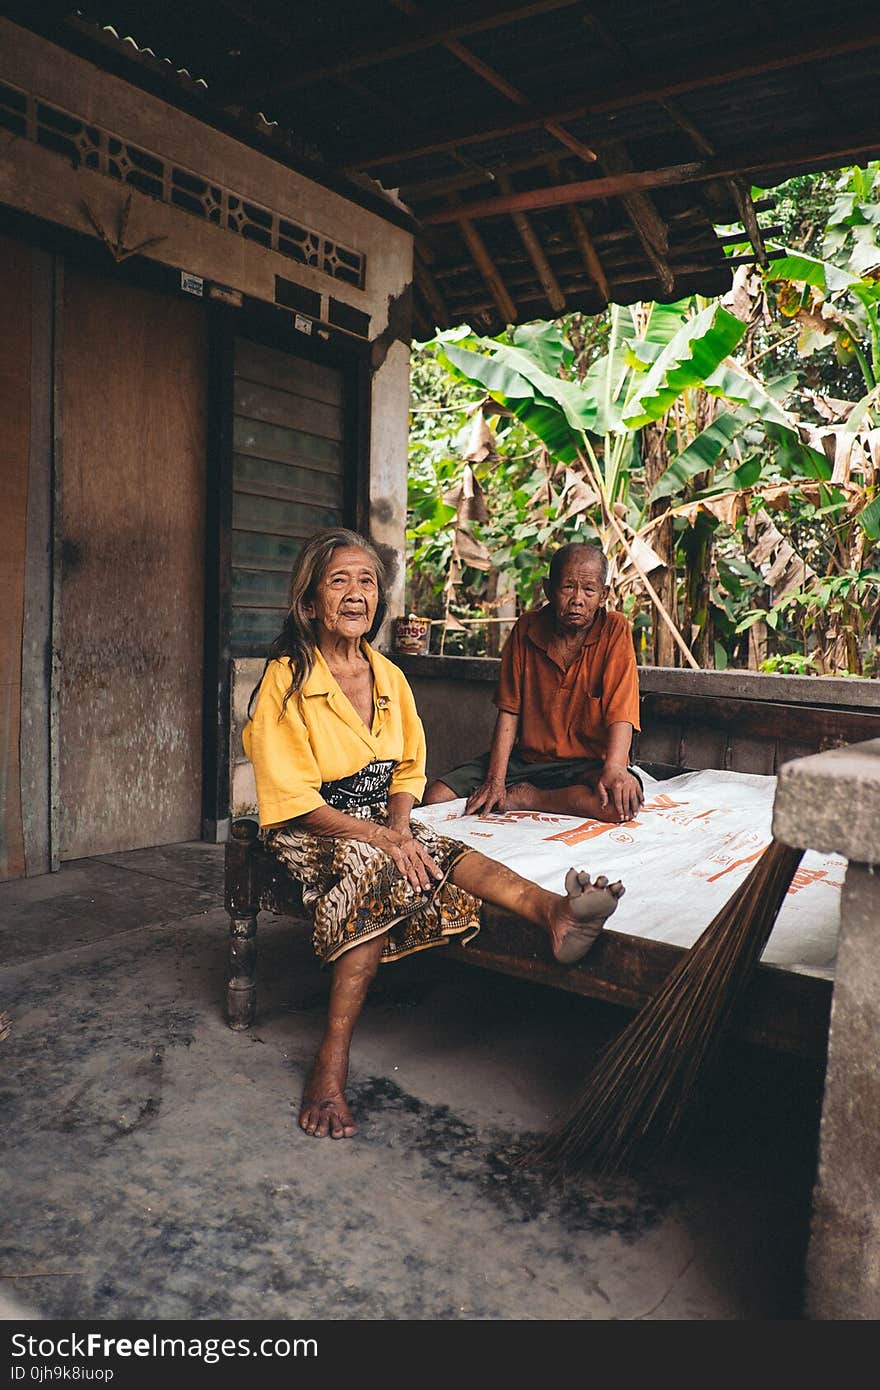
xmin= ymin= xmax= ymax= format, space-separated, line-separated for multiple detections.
xmin=767 ymin=250 xmax=880 ymax=317
xmin=649 ymin=371 xmax=831 ymax=502
xmin=703 ymin=456 xmax=764 ymax=494
xmin=763 ymin=423 xmax=833 ymax=480
xmin=622 ymin=304 xmax=747 ymax=427
xmin=857 ymin=494 xmax=880 ymax=539
xmin=843 ymin=388 xmax=880 ymax=434
xmin=765 ymin=251 xmax=860 ymax=295
xmin=701 ymin=362 xmax=795 ymax=425
xmin=704 ymin=363 xmax=831 ymax=478
xmin=439 ymin=340 xmax=601 ymax=438
xmin=641 ymin=298 xmax=694 ymax=346
xmin=510 ymin=321 xmax=573 ymax=376
xmin=649 ymin=409 xmax=756 ymax=500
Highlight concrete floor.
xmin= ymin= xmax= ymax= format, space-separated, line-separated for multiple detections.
xmin=0 ymin=842 xmax=826 ymax=1321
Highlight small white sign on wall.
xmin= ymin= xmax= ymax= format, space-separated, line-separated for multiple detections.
xmin=180 ymin=271 xmax=204 ymax=297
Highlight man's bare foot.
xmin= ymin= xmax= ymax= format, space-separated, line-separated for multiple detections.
xmin=503 ymin=781 xmax=537 ymax=810
xmin=549 ymin=868 xmax=625 ymax=964
xmin=299 ymin=1058 xmax=356 ymax=1139
xmin=501 ymin=780 xmax=618 ymax=821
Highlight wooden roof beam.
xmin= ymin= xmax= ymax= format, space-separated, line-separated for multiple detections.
xmin=598 ymin=141 xmax=674 ymax=296
xmin=394 ymin=0 xmax=594 ymax=318
xmin=432 ymin=240 xmax=636 ymax=282
xmin=401 ymin=157 xmax=778 ymax=210
xmin=495 ymin=173 xmax=566 ymax=313
xmin=436 ymin=237 xmax=773 ymax=290
xmin=652 ymin=107 xmax=769 ymax=267
xmin=390 ymin=0 xmax=598 ymax=169
xmin=226 ymin=0 xmax=585 ymax=103
xmin=547 ymin=160 xmax=610 ymax=306
xmin=440 ymin=239 xmax=765 ymax=294
xmin=430 ymin=230 xmax=703 ymax=281
xmin=743 ymin=0 xmax=844 ymax=127
xmin=450 ymin=253 xmax=763 ymax=315
xmin=579 ymin=8 xmax=762 ymax=275
xmin=426 ymin=162 xmax=705 ymax=221
xmin=423 ymin=125 xmax=880 ymax=223
xmin=413 ymin=249 xmax=450 ymax=330
xmin=399 ymin=151 xmax=573 ymax=202
xmin=344 ymin=15 xmax=880 ymax=169
xmin=727 ymin=177 xmax=768 ymax=267
xmin=450 ymin=195 xmax=517 ymax=325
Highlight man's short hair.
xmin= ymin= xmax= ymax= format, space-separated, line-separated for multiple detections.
xmin=548 ymin=542 xmax=609 ymax=588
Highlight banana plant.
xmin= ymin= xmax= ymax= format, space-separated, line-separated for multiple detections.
xmin=435 ymin=299 xmax=744 ymax=519
xmin=430 ymin=299 xmax=828 ymax=666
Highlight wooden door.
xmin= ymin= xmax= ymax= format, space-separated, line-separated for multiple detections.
xmin=231 ymin=337 xmax=348 ymax=653
xmin=59 ymin=269 xmax=206 ymax=858
xmin=0 ymin=235 xmax=31 ymax=879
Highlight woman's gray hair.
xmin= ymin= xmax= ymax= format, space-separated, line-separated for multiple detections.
xmin=250 ymin=528 xmax=388 ymax=718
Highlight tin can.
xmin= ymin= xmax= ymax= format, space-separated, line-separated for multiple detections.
xmin=393 ymin=614 xmax=431 ymax=655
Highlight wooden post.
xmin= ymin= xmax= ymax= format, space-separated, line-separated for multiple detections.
xmin=225 ymin=818 xmax=260 ymax=1029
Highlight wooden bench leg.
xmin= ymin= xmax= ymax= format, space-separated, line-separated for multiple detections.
xmin=225 ymin=818 xmax=260 ymax=1030
xmin=227 ymin=911 xmax=257 ymax=1030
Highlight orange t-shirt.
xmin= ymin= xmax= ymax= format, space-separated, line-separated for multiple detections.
xmin=494 ymin=605 xmax=640 ymax=763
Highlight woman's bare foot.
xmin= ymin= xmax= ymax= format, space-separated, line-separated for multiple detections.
xmin=549 ymin=868 xmax=624 ymax=964
xmin=299 ymin=1055 xmax=357 ymax=1139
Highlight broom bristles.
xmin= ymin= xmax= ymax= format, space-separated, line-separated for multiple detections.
xmin=530 ymin=839 xmax=805 ymax=1177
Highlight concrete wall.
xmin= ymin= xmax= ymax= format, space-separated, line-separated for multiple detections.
xmin=0 ymin=20 xmax=411 ymax=333
xmin=231 ymin=655 xmax=880 ymax=814
xmin=395 ymin=656 xmax=880 ymax=781
xmin=231 ymin=659 xmax=262 ymax=819
xmin=369 ymin=338 xmax=411 ymax=627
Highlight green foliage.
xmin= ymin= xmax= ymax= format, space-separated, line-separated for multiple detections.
xmin=759 ymin=652 xmax=822 ymax=675
xmin=407 ymin=165 xmax=880 ymax=672
xmin=406 ymin=339 xmax=599 ymax=647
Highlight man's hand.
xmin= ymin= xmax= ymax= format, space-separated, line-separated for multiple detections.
xmin=597 ymin=763 xmax=643 ymax=822
xmin=465 ymin=779 xmax=508 ymax=818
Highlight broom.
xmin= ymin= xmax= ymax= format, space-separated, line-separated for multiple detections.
xmin=530 ymin=838 xmax=805 ymax=1177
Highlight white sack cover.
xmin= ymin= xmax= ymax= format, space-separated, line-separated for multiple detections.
xmin=414 ymin=768 xmax=843 ymax=980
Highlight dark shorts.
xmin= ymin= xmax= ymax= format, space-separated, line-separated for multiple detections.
xmin=437 ymin=750 xmax=608 ymax=799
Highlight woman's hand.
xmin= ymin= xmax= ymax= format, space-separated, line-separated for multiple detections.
xmin=465 ymin=778 xmax=508 ymax=818
xmin=377 ymin=827 xmax=444 ymax=893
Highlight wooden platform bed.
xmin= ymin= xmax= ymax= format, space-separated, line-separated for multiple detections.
xmin=224 ymin=672 xmax=880 ymax=1062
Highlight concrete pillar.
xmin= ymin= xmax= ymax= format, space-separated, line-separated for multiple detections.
xmin=773 ymin=739 xmax=880 ymax=1319
xmin=369 ymin=336 xmax=411 ymax=630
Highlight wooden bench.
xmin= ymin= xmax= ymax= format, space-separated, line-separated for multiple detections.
xmin=224 ymin=678 xmax=880 ymax=1061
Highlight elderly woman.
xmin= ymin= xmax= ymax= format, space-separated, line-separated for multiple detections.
xmin=244 ymin=528 xmax=624 ymax=1140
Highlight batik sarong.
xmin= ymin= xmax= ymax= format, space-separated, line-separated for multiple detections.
xmin=265 ymin=760 xmax=480 ymax=966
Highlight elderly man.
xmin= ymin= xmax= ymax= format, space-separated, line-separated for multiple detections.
xmin=423 ymin=542 xmax=644 ymax=823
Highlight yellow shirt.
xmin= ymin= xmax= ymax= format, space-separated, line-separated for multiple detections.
xmin=242 ymin=643 xmax=427 ymax=827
